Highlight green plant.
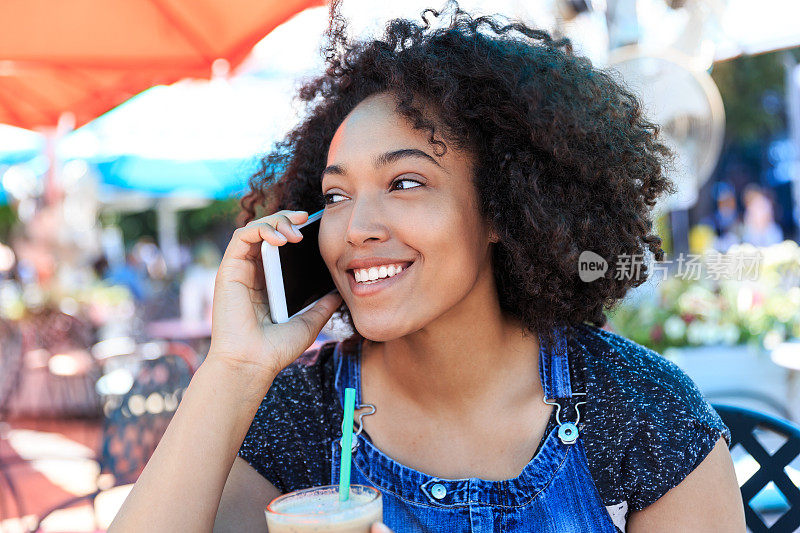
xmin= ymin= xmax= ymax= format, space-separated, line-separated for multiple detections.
xmin=608 ymin=240 xmax=800 ymax=352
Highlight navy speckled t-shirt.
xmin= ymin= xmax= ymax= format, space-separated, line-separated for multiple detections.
xmin=238 ymin=322 xmax=731 ymax=531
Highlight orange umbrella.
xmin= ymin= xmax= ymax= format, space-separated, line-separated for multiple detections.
xmin=0 ymin=0 xmax=325 ymax=130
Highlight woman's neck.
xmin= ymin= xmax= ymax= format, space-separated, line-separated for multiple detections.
xmin=361 ymin=294 xmax=542 ymax=419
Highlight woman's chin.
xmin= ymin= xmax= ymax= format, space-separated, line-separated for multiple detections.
xmin=353 ymin=321 xmax=409 ymax=343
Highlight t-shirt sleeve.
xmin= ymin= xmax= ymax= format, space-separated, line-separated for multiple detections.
xmin=622 ymin=352 xmax=732 ymax=512
xmin=575 ymin=324 xmax=733 ymax=513
xmin=237 ymin=344 xmax=334 ymax=494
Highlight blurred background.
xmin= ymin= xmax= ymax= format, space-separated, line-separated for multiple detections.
xmin=0 ymin=0 xmax=799 ymax=531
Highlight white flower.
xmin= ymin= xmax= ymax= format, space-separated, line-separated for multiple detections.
xmin=664 ymin=315 xmax=686 ymax=340
xmin=686 ymin=320 xmax=709 ymax=345
xmin=721 ymin=323 xmax=741 ymax=345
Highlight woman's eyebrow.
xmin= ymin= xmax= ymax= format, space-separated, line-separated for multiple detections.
xmin=322 ymin=148 xmax=443 ymax=179
xmin=376 ymin=148 xmax=442 ymax=169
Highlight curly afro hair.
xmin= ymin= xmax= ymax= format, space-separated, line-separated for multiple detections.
xmin=239 ymin=0 xmax=676 ymax=350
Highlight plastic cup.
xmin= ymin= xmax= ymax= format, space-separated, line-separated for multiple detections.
xmin=265 ymin=484 xmax=383 ymax=533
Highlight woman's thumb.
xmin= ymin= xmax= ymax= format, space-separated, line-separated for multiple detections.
xmin=370 ymin=523 xmax=393 ymax=533
xmin=312 ymin=289 xmax=343 ymax=320
xmin=288 ymin=290 xmax=342 ymax=343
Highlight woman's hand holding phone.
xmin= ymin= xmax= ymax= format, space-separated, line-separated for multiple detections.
xmin=207 ymin=209 xmax=342 ymax=384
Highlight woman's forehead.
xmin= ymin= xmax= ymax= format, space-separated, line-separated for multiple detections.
xmin=329 ymin=94 xmax=426 ymax=154
xmin=326 ymin=92 xmax=470 ymax=171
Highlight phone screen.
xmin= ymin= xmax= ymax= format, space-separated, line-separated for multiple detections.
xmin=279 ymin=211 xmax=336 ymax=318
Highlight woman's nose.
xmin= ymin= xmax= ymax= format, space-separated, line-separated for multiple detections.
xmin=345 ymin=199 xmax=390 ymax=245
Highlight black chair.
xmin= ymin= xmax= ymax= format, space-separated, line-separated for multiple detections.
xmin=97 ymin=351 xmax=194 ymax=486
xmin=714 ymin=403 xmax=800 ymax=532
xmin=30 ymin=346 xmax=197 ymax=531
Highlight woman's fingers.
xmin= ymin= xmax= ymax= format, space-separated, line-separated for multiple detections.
xmin=221 ymin=224 xmax=284 ymax=264
xmin=249 ymin=210 xmax=308 ymax=229
xmin=223 ymin=211 xmax=308 ymax=262
xmin=247 ymin=211 xmax=308 ymax=246
xmin=370 ymin=523 xmax=394 ymax=533
xmin=274 ymin=215 xmax=304 ymax=242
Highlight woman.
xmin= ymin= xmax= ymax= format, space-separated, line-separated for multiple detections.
xmin=109 ymin=1 xmax=745 ymax=531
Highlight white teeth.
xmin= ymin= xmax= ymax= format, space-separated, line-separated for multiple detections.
xmin=353 ymin=263 xmax=406 ymax=284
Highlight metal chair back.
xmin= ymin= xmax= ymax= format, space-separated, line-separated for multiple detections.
xmin=100 ymin=352 xmax=193 ymax=485
xmin=713 ymin=403 xmax=800 ymax=532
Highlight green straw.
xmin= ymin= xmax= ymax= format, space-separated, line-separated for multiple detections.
xmin=339 ymin=387 xmax=356 ymax=502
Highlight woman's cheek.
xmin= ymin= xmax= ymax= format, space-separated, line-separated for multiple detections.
xmin=317 ymin=219 xmax=338 ymax=269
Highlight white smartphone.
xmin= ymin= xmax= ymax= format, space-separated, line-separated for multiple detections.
xmin=261 ymin=209 xmax=337 ymax=324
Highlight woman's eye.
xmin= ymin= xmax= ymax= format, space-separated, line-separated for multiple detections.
xmin=391 ymin=177 xmax=424 ymax=191
xmin=322 ymin=192 xmax=346 ymax=205
xmin=322 ymin=177 xmax=423 ymax=206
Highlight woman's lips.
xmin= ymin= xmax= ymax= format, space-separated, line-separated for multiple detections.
xmin=347 ymin=262 xmax=414 ymax=297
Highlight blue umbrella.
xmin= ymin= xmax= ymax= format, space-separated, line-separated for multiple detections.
xmin=93 ymin=156 xmax=262 ymax=199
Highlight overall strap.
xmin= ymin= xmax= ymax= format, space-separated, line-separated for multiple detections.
xmin=333 ymin=338 xmax=363 ymax=409
xmin=539 ymin=322 xmax=573 ymax=400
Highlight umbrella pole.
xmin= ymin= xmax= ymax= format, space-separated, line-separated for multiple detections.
xmin=156 ymin=200 xmax=182 ymax=274
xmin=40 ymin=112 xmax=75 ymax=207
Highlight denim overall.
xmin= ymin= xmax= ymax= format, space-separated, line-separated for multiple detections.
xmin=330 ymin=324 xmax=619 ymax=533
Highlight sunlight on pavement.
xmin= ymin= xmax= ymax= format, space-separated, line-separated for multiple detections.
xmin=8 ymin=429 xmax=94 ymax=459
xmin=93 ymin=485 xmax=134 ymax=529
xmin=5 ymin=427 xmax=133 ymax=531
xmin=8 ymin=429 xmax=99 ymax=495
xmin=40 ymin=482 xmax=132 ymax=532
xmin=0 ymin=515 xmax=38 ymax=533
xmin=0 ymin=485 xmax=133 ymax=532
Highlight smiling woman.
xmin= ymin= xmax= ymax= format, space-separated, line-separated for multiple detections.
xmin=225 ymin=0 xmax=744 ymax=529
xmin=106 ymin=1 xmax=744 ymax=532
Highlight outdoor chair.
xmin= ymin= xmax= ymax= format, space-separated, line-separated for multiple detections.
xmin=4 ymin=309 xmax=101 ymax=421
xmin=29 ymin=342 xmax=198 ymax=532
xmin=0 ymin=316 xmax=27 ymax=524
xmin=713 ymin=403 xmax=800 ymax=532
xmin=0 ymin=316 xmax=24 ymax=420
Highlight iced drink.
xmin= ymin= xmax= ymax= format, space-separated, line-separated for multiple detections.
xmin=265 ymin=484 xmax=383 ymax=533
